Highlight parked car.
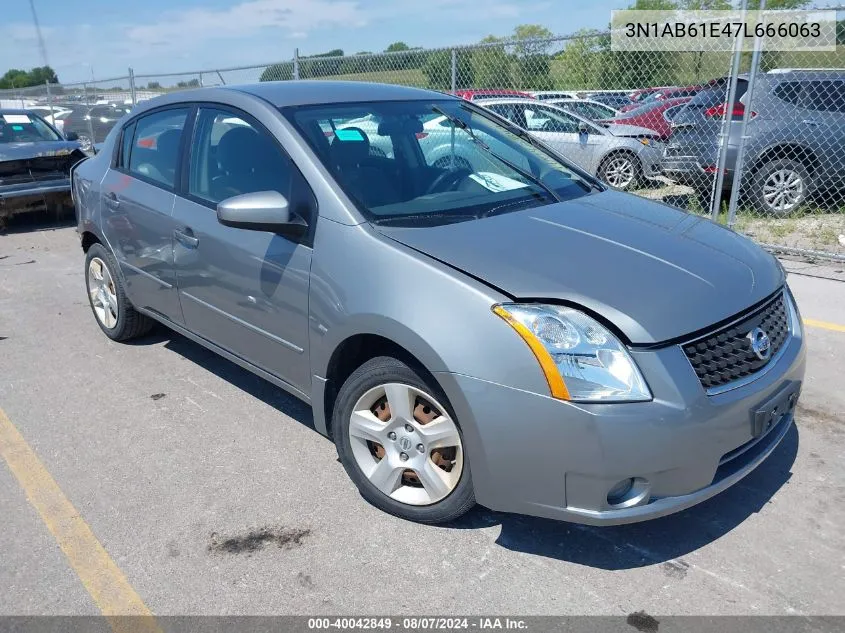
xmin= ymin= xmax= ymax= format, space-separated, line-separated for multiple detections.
xmin=61 ymin=104 xmax=132 ymax=151
xmin=455 ymin=89 xmax=535 ymax=101
xmin=585 ymin=92 xmax=634 ymax=110
xmin=598 ymin=96 xmax=693 ymax=140
xmin=0 ymin=109 xmax=86 ymax=224
xmin=665 ymin=70 xmax=845 ymax=215
xmin=25 ymin=106 xmax=73 ymax=131
xmin=529 ymin=91 xmax=581 ymax=101
xmin=73 ymin=81 xmax=805 ymax=526
xmin=545 ymin=98 xmax=619 ymax=121
xmin=628 ymin=86 xmax=671 ymax=104
xmin=477 ymin=98 xmax=663 ymax=190
xmin=619 ymin=86 xmax=701 ymax=113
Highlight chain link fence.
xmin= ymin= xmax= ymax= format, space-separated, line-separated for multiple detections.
xmin=1 ymin=23 xmax=843 ymax=259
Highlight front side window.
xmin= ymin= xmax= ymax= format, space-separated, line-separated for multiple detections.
xmin=284 ymin=99 xmax=594 ymax=226
xmin=0 ymin=112 xmax=61 ymax=143
xmin=189 ymin=108 xmax=290 ymax=204
xmin=127 ymin=108 xmax=189 ymax=188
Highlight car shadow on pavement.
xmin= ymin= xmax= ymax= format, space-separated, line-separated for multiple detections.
xmin=448 ymin=423 xmax=799 ymax=570
xmin=131 ymin=328 xmax=319 ymax=435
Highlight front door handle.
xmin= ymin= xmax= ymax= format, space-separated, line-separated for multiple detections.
xmin=104 ymin=191 xmax=120 ymax=208
xmin=174 ymin=229 xmax=199 ymax=248
xmin=802 ymin=119 xmax=818 ymax=126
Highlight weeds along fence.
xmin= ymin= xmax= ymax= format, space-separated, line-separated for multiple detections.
xmin=2 ymin=28 xmax=844 ymax=260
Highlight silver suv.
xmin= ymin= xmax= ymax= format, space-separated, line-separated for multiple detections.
xmin=663 ymin=70 xmax=845 ymax=215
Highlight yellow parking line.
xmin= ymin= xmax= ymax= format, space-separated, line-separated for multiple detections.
xmin=0 ymin=407 xmax=162 ymax=633
xmin=804 ymin=318 xmax=845 ymax=333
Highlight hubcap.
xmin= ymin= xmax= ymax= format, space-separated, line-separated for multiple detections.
xmin=604 ymin=156 xmax=635 ymax=189
xmin=763 ymin=168 xmax=804 ymax=212
xmin=348 ymin=383 xmax=463 ymax=506
xmin=87 ymin=258 xmax=118 ymax=329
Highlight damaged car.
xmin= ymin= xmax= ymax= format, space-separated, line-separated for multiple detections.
xmin=0 ymin=109 xmax=87 ymax=226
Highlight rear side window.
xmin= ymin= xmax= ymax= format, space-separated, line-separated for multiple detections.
xmin=127 ymin=108 xmax=189 ymax=188
xmin=806 ymin=81 xmax=845 ymax=113
xmin=773 ymin=81 xmax=803 ymax=106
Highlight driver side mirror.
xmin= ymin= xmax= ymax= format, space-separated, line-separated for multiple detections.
xmin=217 ymin=191 xmax=307 ymax=237
xmin=65 ymin=131 xmax=79 ymax=141
xmin=578 ymin=123 xmax=589 ymax=135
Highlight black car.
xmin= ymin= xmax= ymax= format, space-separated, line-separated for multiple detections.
xmin=61 ymin=104 xmax=132 ymax=151
xmin=585 ymin=92 xmax=634 ymax=110
xmin=0 ymin=109 xmax=86 ymax=224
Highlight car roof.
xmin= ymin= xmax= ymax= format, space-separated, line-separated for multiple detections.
xmin=233 ymin=81 xmax=453 ymax=106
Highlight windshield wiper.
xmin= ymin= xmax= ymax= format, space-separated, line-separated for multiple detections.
xmin=431 ymin=106 xmax=561 ymax=203
xmin=371 ymin=213 xmax=477 ymax=226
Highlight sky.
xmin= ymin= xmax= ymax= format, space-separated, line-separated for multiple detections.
xmin=1 ymin=0 xmax=625 ymax=83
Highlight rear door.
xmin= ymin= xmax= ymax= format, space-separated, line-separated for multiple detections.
xmin=99 ymin=106 xmax=190 ymax=324
xmin=523 ymin=104 xmax=601 ymax=172
xmin=171 ymin=106 xmax=315 ymax=394
xmin=798 ymin=80 xmax=845 ymax=185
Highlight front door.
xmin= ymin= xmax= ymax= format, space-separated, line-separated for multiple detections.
xmin=171 ymin=107 xmax=315 ymax=394
xmin=100 ymin=107 xmax=191 ymax=324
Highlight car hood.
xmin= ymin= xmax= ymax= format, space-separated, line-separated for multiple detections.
xmin=374 ymin=191 xmax=784 ymax=344
xmin=0 ymin=140 xmax=83 ymax=162
xmin=606 ymin=124 xmax=658 ymax=138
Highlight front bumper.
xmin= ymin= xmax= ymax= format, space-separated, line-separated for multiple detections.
xmin=0 ymin=177 xmax=72 ymax=215
xmin=436 ymin=303 xmax=806 ymax=526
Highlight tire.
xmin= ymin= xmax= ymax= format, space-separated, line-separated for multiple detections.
xmin=750 ymin=158 xmax=810 ymax=217
xmin=333 ymin=356 xmax=476 ymax=524
xmin=84 ymin=243 xmax=154 ymax=341
xmin=598 ymin=152 xmax=641 ymax=191
xmin=76 ymin=133 xmax=93 ymax=152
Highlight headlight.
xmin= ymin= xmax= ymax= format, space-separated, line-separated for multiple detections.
xmin=493 ymin=303 xmax=651 ymax=402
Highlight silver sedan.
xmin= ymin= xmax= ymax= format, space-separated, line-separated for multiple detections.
xmin=477 ymin=98 xmax=664 ymax=191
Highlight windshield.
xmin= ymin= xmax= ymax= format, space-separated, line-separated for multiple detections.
xmin=0 ymin=113 xmax=61 ymax=143
xmin=284 ymin=99 xmax=595 ymax=225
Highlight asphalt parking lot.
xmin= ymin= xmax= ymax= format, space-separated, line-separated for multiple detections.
xmin=1 ymin=221 xmax=844 ymax=619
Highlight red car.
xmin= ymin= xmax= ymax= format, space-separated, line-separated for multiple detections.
xmin=628 ymin=86 xmax=669 ymax=104
xmin=619 ymin=86 xmax=700 ymax=113
xmin=454 ymin=89 xmax=535 ymax=101
xmin=598 ymin=96 xmax=692 ymax=140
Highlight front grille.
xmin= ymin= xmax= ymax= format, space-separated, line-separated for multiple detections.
xmin=683 ymin=293 xmax=790 ymax=391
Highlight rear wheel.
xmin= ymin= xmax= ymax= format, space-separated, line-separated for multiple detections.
xmin=750 ymin=158 xmax=809 ymax=217
xmin=85 ymin=243 xmax=153 ymax=341
xmin=333 ymin=356 xmax=475 ymax=524
xmin=599 ymin=152 xmax=641 ymax=191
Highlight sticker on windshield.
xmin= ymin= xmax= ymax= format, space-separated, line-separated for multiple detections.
xmin=2 ymin=114 xmax=31 ymax=124
xmin=11 ymin=125 xmax=24 ymax=131
xmin=469 ymin=172 xmax=530 ymax=192
xmin=334 ymin=128 xmax=365 ymax=141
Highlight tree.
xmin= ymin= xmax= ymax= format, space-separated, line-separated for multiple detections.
xmin=422 ymin=49 xmax=473 ymax=91
xmin=146 ymin=81 xmax=162 ymax=90
xmin=554 ymin=29 xmax=606 ymax=89
xmin=513 ymin=24 xmax=554 ymax=57
xmin=385 ymin=42 xmax=410 ymax=52
xmin=473 ymin=35 xmax=512 ymax=88
xmin=512 ymin=25 xmax=555 ymax=89
xmin=260 ymin=62 xmax=294 ymax=81
xmin=0 ymin=66 xmax=59 ymax=89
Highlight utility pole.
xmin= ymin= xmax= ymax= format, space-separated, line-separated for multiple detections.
xmin=29 ymin=0 xmax=51 ymax=69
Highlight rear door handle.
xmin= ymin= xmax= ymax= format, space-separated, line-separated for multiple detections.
xmin=104 ymin=191 xmax=120 ymax=208
xmin=802 ymin=119 xmax=818 ymax=126
xmin=174 ymin=229 xmax=199 ymax=248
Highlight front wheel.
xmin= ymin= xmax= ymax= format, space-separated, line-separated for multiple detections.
xmin=598 ymin=152 xmax=641 ymax=191
xmin=333 ymin=356 xmax=475 ymax=524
